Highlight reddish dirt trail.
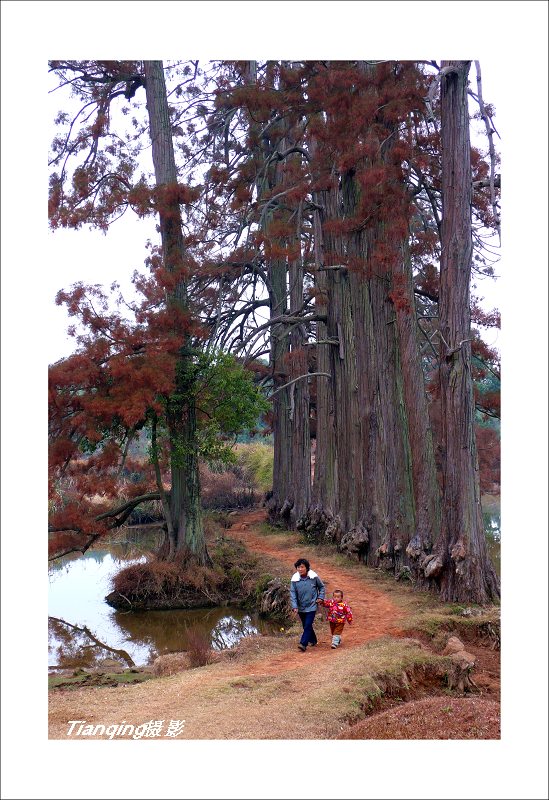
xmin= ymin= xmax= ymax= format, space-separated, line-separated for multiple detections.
xmin=229 ymin=509 xmax=405 ymax=674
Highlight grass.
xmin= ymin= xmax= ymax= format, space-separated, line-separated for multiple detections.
xmin=235 ymin=443 xmax=273 ymax=493
xmin=48 ymin=669 xmax=156 ymax=691
xmin=306 ymin=637 xmax=449 ymax=723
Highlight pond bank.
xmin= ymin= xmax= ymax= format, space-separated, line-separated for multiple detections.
xmin=48 ymin=515 xmax=291 ymax=673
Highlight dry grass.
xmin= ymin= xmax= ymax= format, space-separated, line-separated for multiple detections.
xmin=339 ymin=696 xmax=500 ymax=739
xmin=49 ymin=634 xmax=453 ymax=740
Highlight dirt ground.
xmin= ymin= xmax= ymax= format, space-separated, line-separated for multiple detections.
xmin=338 ymin=696 xmax=500 ymax=739
xmin=48 ymin=509 xmax=500 ymax=740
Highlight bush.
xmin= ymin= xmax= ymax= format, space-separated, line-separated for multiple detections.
xmin=200 ymin=464 xmax=256 ymax=510
xmin=111 ymin=555 xmax=225 ymax=605
xmin=236 ymin=443 xmax=273 ymax=493
xmin=186 ymin=628 xmax=215 ymax=667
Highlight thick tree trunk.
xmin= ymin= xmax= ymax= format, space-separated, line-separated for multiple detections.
xmin=242 ymin=62 xmax=294 ymax=524
xmin=144 ymin=60 xmax=208 ymax=564
xmin=306 ymin=168 xmax=357 ymax=546
xmin=269 ymin=252 xmax=292 ymax=521
xmin=343 ymin=182 xmax=415 ymax=570
xmin=434 ymin=61 xmax=499 ymax=602
xmin=287 ymin=244 xmax=312 ymax=526
xmin=394 ymin=242 xmax=442 ymax=582
xmin=306 ymin=170 xmax=339 ymax=536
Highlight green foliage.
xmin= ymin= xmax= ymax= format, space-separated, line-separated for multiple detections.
xmin=194 ymin=351 xmax=269 ymax=465
xmin=474 ymin=371 xmax=500 ymax=430
xmin=143 ymin=351 xmax=269 ymax=469
xmin=237 ymin=443 xmax=274 ymax=493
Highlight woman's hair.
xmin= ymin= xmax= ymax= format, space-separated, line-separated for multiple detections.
xmin=294 ymin=558 xmax=310 ymax=572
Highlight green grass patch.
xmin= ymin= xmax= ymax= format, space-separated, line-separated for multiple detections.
xmin=48 ymin=670 xmax=156 ymax=691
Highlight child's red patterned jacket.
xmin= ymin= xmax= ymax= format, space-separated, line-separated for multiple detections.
xmin=322 ymin=598 xmax=353 ymax=624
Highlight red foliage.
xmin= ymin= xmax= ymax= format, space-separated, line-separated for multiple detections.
xmin=388 ymin=273 xmax=412 ymax=313
xmin=475 ymin=426 xmax=500 ymax=494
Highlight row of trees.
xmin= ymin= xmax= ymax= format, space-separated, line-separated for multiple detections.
xmin=48 ymin=59 xmax=500 ymax=602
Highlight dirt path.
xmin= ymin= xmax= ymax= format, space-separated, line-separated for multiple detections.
xmin=47 ymin=510 xmax=415 ymax=740
xmin=230 ymin=510 xmax=405 ymax=675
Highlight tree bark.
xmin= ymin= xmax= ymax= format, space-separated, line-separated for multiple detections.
xmin=144 ymin=60 xmax=208 ymax=564
xmin=306 ymin=159 xmax=339 ymax=536
xmin=394 ymin=242 xmax=442 ymax=582
xmin=435 ymin=60 xmax=499 ymax=602
xmin=343 ymin=172 xmax=415 ymax=569
xmin=287 ymin=233 xmax=312 ymax=526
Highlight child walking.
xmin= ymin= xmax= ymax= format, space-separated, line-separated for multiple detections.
xmin=321 ymin=589 xmax=353 ymax=648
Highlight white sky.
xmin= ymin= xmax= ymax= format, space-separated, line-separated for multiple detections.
xmin=1 ymin=3 xmax=548 ymax=800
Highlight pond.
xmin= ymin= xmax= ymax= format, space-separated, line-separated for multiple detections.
xmin=48 ymin=528 xmax=279 ymax=671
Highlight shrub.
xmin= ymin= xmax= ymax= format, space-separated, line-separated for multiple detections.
xmin=200 ymin=463 xmax=257 ymax=509
xmin=236 ymin=443 xmax=273 ymax=493
xmin=111 ymin=555 xmax=225 ymax=604
xmin=185 ymin=628 xmax=214 ymax=667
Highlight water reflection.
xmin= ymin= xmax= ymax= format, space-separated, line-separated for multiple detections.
xmin=48 ymin=528 xmax=277 ymax=670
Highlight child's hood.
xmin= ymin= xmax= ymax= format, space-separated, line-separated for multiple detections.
xmin=291 ymin=569 xmax=318 ymax=582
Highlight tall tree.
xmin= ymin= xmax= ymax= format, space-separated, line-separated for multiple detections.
xmin=429 ymin=60 xmax=499 ymax=601
xmin=143 ymin=60 xmax=206 ymax=562
xmin=48 ymin=60 xmax=266 ymax=564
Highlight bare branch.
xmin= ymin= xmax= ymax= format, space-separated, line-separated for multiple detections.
xmin=474 ymin=61 xmax=501 ymax=243
xmin=48 ymin=616 xmax=136 ymax=666
xmin=268 ymin=372 xmax=331 ymax=398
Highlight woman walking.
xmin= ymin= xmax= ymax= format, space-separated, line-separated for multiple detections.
xmin=289 ymin=558 xmax=326 ymax=651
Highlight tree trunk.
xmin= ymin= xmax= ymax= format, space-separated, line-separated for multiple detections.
xmin=306 ymin=163 xmax=339 ymax=536
xmin=394 ymin=242 xmax=442 ymax=583
xmin=144 ymin=60 xmax=209 ymax=564
xmin=435 ymin=60 xmax=499 ymax=602
xmin=343 ymin=172 xmax=415 ymax=570
xmin=287 ymin=239 xmax=312 ymax=526
xmin=269 ymin=250 xmax=292 ymax=522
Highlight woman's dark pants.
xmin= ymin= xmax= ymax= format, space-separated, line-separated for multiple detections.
xmin=298 ymin=610 xmax=318 ymax=648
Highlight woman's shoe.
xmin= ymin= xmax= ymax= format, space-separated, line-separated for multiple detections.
xmin=298 ymin=644 xmax=306 ymax=652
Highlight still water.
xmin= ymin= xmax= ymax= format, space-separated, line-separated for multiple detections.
xmin=48 ymin=529 xmax=278 ymax=670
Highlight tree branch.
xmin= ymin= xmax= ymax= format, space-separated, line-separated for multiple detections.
xmin=268 ymin=372 xmax=331 ymax=398
xmin=48 ymin=616 xmax=136 ymax=667
xmin=474 ymin=60 xmax=501 ymax=243
xmin=48 ymin=492 xmax=163 ymax=561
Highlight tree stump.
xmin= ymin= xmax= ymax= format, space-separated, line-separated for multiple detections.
xmin=446 ymin=650 xmax=479 ymax=692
